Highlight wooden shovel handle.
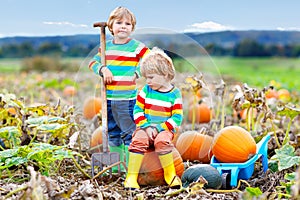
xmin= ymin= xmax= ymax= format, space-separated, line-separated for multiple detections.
xmin=94 ymin=22 xmax=108 ymax=153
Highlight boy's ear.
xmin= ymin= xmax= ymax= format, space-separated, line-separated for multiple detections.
xmin=164 ymin=74 xmax=169 ymax=79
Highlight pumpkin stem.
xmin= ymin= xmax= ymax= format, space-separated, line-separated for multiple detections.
xmin=199 ymin=127 xmax=207 ymax=135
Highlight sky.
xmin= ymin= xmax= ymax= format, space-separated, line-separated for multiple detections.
xmin=1 ymin=0 xmax=300 ymax=38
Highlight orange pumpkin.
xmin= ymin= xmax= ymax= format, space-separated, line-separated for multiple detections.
xmin=83 ymin=97 xmax=102 ymax=119
xmin=240 ymin=107 xmax=257 ymax=121
xmin=63 ymin=86 xmax=77 ymax=96
xmin=265 ymin=89 xmax=278 ymax=99
xmin=212 ymin=126 xmax=256 ymax=163
xmin=188 ymin=102 xmax=212 ymax=123
xmin=176 ymin=130 xmax=213 ymax=163
xmin=171 ymin=127 xmax=181 ymax=146
xmin=277 ymin=88 xmax=291 ymax=102
xmin=137 ymin=148 xmax=184 ymax=186
xmin=89 ymin=126 xmax=103 ymax=153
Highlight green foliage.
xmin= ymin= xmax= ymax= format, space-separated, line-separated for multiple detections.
xmin=270 ymin=144 xmax=300 ymax=171
xmin=242 ymin=187 xmax=263 ymax=199
xmin=39 ymin=78 xmax=78 ymax=90
xmin=0 ymin=143 xmax=79 ymax=176
xmin=20 ymin=56 xmax=79 ymax=72
xmin=0 ymin=91 xmax=83 ymax=179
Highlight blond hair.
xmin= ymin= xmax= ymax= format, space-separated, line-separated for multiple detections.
xmin=107 ymin=7 xmax=136 ymax=35
xmin=140 ymin=47 xmax=175 ymax=80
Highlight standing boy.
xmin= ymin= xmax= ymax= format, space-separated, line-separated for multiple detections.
xmin=89 ymin=7 xmax=150 ymax=171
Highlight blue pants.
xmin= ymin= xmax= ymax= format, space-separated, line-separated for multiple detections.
xmin=107 ymin=99 xmax=136 ymax=146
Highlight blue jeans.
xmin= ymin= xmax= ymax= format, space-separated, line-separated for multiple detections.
xmin=107 ymin=99 xmax=136 ymax=146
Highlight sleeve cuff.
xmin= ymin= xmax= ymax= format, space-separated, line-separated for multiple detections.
xmin=98 ymin=65 xmax=106 ymax=77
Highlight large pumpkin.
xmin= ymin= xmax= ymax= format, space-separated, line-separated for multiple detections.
xmin=212 ymin=126 xmax=256 ymax=163
xmin=137 ymin=148 xmax=184 ymax=186
xmin=188 ymin=102 xmax=212 ymax=123
xmin=176 ymin=130 xmax=213 ymax=163
xmin=171 ymin=127 xmax=181 ymax=147
xmin=83 ymin=97 xmax=102 ymax=119
xmin=89 ymin=126 xmax=103 ymax=153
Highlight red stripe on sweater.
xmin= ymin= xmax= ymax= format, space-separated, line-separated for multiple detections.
xmin=165 ymin=121 xmax=174 ymax=130
xmin=172 ymin=103 xmax=182 ymax=110
xmin=144 ymin=104 xmax=171 ymax=112
xmin=136 ymin=95 xmax=145 ymax=104
xmin=88 ymin=61 xmax=96 ymax=69
xmin=137 ymin=47 xmax=148 ymax=58
xmin=135 ymin=115 xmax=146 ymax=124
xmin=109 ymin=80 xmax=135 ymax=86
xmin=106 ymin=55 xmax=140 ymax=62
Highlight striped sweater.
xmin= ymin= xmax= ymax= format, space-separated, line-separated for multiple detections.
xmin=89 ymin=39 xmax=149 ymax=100
xmin=134 ymin=85 xmax=183 ymax=133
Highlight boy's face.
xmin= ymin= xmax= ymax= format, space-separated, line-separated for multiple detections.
xmin=112 ymin=16 xmax=133 ymax=40
xmin=145 ymin=73 xmax=169 ymax=91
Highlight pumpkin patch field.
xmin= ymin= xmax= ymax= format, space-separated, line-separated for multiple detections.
xmin=0 ymin=57 xmax=299 ymax=199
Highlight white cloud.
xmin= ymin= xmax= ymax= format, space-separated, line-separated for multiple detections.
xmin=184 ymin=21 xmax=234 ymax=33
xmin=43 ymin=21 xmax=88 ymax=28
xmin=277 ymin=27 xmax=300 ymax=31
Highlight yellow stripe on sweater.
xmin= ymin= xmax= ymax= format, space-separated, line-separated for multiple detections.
xmin=106 ymin=85 xmax=136 ymax=91
xmin=107 ymin=60 xmax=138 ymax=66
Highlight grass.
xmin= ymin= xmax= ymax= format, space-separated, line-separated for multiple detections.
xmin=0 ymin=58 xmax=22 ymax=73
xmin=211 ymin=57 xmax=300 ymax=91
xmin=0 ymin=57 xmax=299 ymax=91
xmin=173 ymin=56 xmax=300 ymax=91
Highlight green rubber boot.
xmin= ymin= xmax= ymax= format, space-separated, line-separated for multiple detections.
xmin=124 ymin=145 xmax=129 ymax=168
xmin=109 ymin=144 xmax=125 ymax=172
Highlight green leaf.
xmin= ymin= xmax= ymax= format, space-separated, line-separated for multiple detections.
xmin=0 ymin=126 xmax=22 ymax=147
xmin=270 ymin=144 xmax=300 ymax=171
xmin=0 ymin=148 xmax=19 ymax=160
xmin=277 ymin=104 xmax=300 ymax=120
xmin=37 ymin=123 xmax=68 ymax=132
xmin=26 ymin=116 xmax=67 ymax=126
xmin=5 ymin=157 xmax=28 ymax=168
xmin=284 ymin=172 xmax=296 ymax=181
xmin=245 ymin=187 xmax=263 ymax=197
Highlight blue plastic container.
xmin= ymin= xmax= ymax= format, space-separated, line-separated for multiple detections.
xmin=210 ymin=134 xmax=270 ymax=187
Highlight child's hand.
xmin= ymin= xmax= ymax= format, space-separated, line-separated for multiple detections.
xmin=101 ymin=67 xmax=113 ymax=84
xmin=146 ymin=127 xmax=158 ymax=141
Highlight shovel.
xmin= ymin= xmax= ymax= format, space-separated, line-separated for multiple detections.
xmin=91 ymin=22 xmax=121 ymax=177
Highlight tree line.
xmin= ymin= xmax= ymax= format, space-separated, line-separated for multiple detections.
xmin=1 ymin=39 xmax=300 ymax=58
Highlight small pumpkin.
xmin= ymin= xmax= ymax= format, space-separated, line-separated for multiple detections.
xmin=188 ymin=101 xmax=212 ymax=123
xmin=239 ymin=107 xmax=257 ymax=121
xmin=83 ymin=97 xmax=102 ymax=119
xmin=212 ymin=126 xmax=256 ymax=163
xmin=63 ymin=85 xmax=77 ymax=96
xmin=137 ymin=147 xmax=184 ymax=186
xmin=265 ymin=89 xmax=278 ymax=99
xmin=89 ymin=126 xmax=103 ymax=153
xmin=176 ymin=130 xmax=213 ymax=163
xmin=277 ymin=88 xmax=291 ymax=102
xmin=181 ymin=164 xmax=222 ymax=189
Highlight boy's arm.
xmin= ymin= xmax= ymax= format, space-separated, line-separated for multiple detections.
xmin=134 ymin=88 xmax=151 ymax=128
xmin=135 ymin=44 xmax=150 ymax=78
xmin=156 ymin=91 xmax=183 ymax=133
xmin=88 ymin=48 xmax=104 ymax=75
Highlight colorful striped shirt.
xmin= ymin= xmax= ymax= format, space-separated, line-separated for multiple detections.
xmin=134 ymin=84 xmax=183 ymax=133
xmin=88 ymin=39 xmax=149 ymax=100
